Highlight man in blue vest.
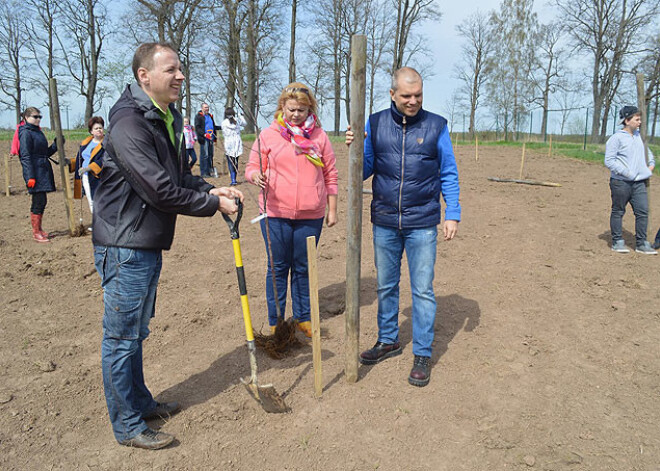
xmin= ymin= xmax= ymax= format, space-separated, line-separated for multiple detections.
xmin=346 ymin=67 xmax=461 ymax=387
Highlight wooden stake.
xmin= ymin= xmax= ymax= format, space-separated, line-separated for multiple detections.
xmin=307 ymin=236 xmax=322 ymax=398
xmin=637 ymin=73 xmax=652 ymax=236
xmin=5 ymin=154 xmax=10 ymax=196
xmin=48 ymin=78 xmax=76 ymax=234
xmin=548 ymin=135 xmax=552 ymax=157
xmin=519 ymin=143 xmax=526 ymax=180
xmin=475 ymin=135 xmax=479 ymax=162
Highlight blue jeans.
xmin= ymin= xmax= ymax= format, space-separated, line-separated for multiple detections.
xmin=610 ymin=178 xmax=649 ymax=247
xmin=199 ymin=140 xmax=214 ymax=176
xmin=260 ymin=217 xmax=324 ymax=326
xmin=227 ymin=155 xmax=239 ymax=184
xmin=373 ymin=224 xmax=438 ymax=357
xmin=94 ymin=245 xmax=162 ymax=443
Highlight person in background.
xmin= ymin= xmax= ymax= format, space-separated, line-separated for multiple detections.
xmin=18 ymin=107 xmax=61 ymax=243
xmin=345 ymin=67 xmax=461 ymax=387
xmin=221 ymin=107 xmax=246 ymax=186
xmin=195 ymin=102 xmax=219 ymax=178
xmin=245 ymin=82 xmax=338 ymax=337
xmin=74 ymin=116 xmax=106 ymax=214
xmin=605 ymin=105 xmax=657 ymax=254
xmin=183 ymin=116 xmax=197 ymax=169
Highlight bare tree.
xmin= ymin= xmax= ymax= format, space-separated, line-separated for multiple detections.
xmin=556 ymin=0 xmax=660 ymax=142
xmin=531 ymin=21 xmax=565 ymax=139
xmin=0 ymin=0 xmax=28 ymax=123
xmin=59 ymin=0 xmax=110 ymax=122
xmin=365 ymin=0 xmax=393 ymax=115
xmin=24 ymin=0 xmax=65 ymax=122
xmin=454 ymin=11 xmax=493 ymax=137
xmin=391 ymin=0 xmax=441 ymax=72
xmin=289 ymin=0 xmax=297 ymax=83
xmin=486 ymin=0 xmax=537 ymax=140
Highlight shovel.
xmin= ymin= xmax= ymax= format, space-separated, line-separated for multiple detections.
xmin=222 ymin=199 xmax=289 ymax=413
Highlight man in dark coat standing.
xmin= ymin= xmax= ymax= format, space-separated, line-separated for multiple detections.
xmin=93 ymin=42 xmax=243 ymax=450
xmin=194 ymin=102 xmax=219 ymax=177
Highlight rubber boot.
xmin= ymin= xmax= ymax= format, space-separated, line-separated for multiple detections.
xmin=31 ymin=213 xmax=50 ymax=243
xmin=37 ymin=213 xmax=50 ymax=239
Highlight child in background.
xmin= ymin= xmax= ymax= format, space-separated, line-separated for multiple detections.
xmin=183 ymin=117 xmax=197 ymax=169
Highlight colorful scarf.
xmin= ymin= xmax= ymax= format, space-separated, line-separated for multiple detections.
xmin=277 ymin=112 xmax=324 ymax=167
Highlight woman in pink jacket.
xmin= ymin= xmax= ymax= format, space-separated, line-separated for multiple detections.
xmin=245 ymin=82 xmax=338 ymax=337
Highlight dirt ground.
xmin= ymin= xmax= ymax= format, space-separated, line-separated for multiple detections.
xmin=2 ymin=138 xmax=660 ymax=471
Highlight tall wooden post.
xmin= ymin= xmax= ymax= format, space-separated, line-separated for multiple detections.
xmin=345 ymin=35 xmax=367 ymax=383
xmin=307 ymin=236 xmax=322 ymax=397
xmin=637 ymin=73 xmax=652 ymax=238
xmin=49 ymin=78 xmax=76 ymax=234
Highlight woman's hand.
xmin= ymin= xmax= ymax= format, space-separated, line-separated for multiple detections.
xmin=252 ymin=172 xmax=267 ymax=189
xmin=345 ymin=125 xmax=354 ymax=147
xmin=326 ymin=194 xmax=337 ymax=227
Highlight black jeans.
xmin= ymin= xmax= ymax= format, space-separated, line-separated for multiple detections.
xmin=31 ymin=192 xmax=47 ymax=215
xmin=609 ymin=178 xmax=648 ymax=247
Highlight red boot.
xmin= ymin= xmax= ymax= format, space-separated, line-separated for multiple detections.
xmin=31 ymin=213 xmax=50 ymax=243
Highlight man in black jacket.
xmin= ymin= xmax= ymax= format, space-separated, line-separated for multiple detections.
xmin=194 ymin=102 xmax=218 ymax=177
xmin=93 ymin=42 xmax=243 ymax=450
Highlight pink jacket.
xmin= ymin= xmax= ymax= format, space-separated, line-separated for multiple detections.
xmin=245 ymin=120 xmax=338 ymax=220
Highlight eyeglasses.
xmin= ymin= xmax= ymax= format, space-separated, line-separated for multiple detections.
xmin=285 ymin=87 xmax=310 ymax=95
xmin=31 ymin=115 xmax=43 ymax=119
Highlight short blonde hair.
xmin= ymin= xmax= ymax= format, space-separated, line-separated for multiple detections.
xmin=275 ymin=82 xmax=318 ymax=120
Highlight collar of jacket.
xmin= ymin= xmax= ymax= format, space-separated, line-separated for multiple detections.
xmin=24 ymin=122 xmax=40 ymax=131
xmin=389 ymin=100 xmax=425 ymax=126
xmin=129 ymin=82 xmax=173 ymax=122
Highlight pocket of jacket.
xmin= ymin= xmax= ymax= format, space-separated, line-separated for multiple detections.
xmin=298 ymin=185 xmax=324 ymax=211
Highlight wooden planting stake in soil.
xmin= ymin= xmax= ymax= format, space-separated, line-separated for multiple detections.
xmin=5 ymin=154 xmax=10 ymax=196
xmin=345 ymin=34 xmax=366 ymax=383
xmin=488 ymin=177 xmax=561 ymax=187
xmin=475 ymin=135 xmax=479 ymax=162
xmin=519 ymin=142 xmax=526 ymax=180
xmin=48 ymin=78 xmax=77 ymax=234
xmin=307 ymin=236 xmax=322 ymax=398
xmin=548 ymin=135 xmax=553 ymax=157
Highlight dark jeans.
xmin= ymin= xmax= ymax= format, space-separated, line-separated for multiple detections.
xmin=199 ymin=140 xmax=214 ymax=176
xmin=31 ymin=192 xmax=47 ymax=214
xmin=186 ymin=148 xmax=197 ymax=168
xmin=94 ymin=245 xmax=162 ymax=443
xmin=227 ymin=155 xmax=239 ymax=184
xmin=260 ymin=217 xmax=324 ymax=326
xmin=610 ymin=178 xmax=649 ymax=247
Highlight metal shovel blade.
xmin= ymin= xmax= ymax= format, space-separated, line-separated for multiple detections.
xmin=241 ymin=377 xmax=289 ymax=413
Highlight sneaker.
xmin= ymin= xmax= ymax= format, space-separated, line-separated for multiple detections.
xmin=408 ymin=355 xmax=431 ymax=387
xmin=635 ymin=242 xmax=658 ymax=255
xmin=119 ymin=428 xmax=174 ymax=450
xmin=611 ymin=240 xmax=630 ymax=253
xmin=359 ymin=341 xmax=402 ymax=365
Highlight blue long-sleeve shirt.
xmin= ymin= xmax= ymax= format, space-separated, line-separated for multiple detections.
xmin=604 ymin=129 xmax=654 ymax=182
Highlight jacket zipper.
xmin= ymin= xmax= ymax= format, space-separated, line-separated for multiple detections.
xmin=398 ymin=116 xmax=407 ymax=230
xmin=132 ymin=203 xmax=147 ymax=232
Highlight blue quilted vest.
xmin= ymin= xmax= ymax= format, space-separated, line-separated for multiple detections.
xmin=369 ymin=102 xmax=447 ymax=229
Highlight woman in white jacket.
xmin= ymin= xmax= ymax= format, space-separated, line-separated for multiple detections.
xmin=221 ymin=107 xmax=246 ymax=186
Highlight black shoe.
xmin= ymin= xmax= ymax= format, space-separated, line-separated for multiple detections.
xmin=359 ymin=341 xmax=402 ymax=365
xmin=143 ymin=402 xmax=181 ymax=421
xmin=119 ymin=428 xmax=174 ymax=450
xmin=408 ymin=355 xmax=431 ymax=387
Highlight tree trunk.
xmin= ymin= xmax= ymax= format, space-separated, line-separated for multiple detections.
xmin=288 ymin=0 xmax=296 ymax=83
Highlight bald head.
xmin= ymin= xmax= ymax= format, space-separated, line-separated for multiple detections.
xmin=390 ymin=67 xmax=423 ymax=117
xmin=391 ymin=67 xmax=423 ymax=92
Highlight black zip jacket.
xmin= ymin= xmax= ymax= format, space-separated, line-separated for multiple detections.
xmin=92 ymin=83 xmax=219 ymax=250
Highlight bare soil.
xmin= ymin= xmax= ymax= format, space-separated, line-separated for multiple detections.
xmin=2 ymin=140 xmax=660 ymax=470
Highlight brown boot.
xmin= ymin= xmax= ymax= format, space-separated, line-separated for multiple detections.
xmin=31 ymin=213 xmax=50 ymax=243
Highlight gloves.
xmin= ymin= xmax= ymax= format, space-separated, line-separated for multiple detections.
xmin=27 ymin=178 xmax=36 ymax=188
xmin=54 ymin=136 xmax=65 ymax=147
xmin=78 ymin=166 xmax=90 ymax=176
